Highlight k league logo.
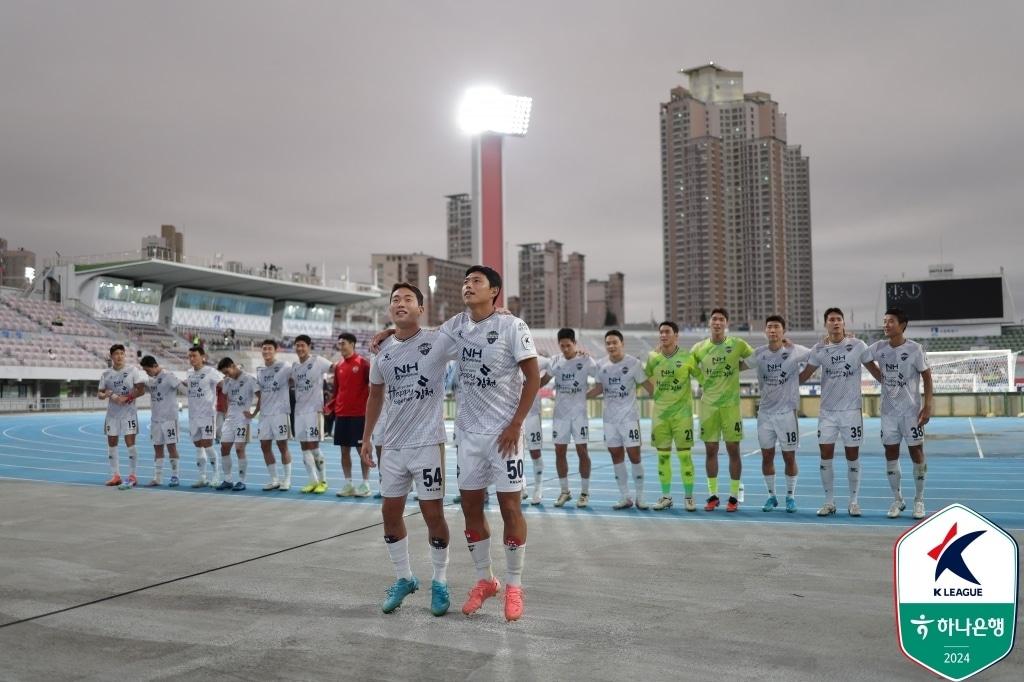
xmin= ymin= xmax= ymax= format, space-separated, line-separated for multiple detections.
xmin=894 ymin=504 xmax=1018 ymax=681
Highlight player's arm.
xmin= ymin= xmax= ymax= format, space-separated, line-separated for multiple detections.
xmin=862 ymin=360 xmax=882 ymax=383
xmin=586 ymin=383 xmax=603 ymax=399
xmin=919 ymin=368 xmax=933 ymax=427
xmin=248 ymin=390 xmax=261 ymax=420
xmin=499 ymin=357 xmax=539 ymax=457
xmin=799 ymin=361 xmax=819 ymax=383
xmin=361 ymin=382 xmax=385 ymax=467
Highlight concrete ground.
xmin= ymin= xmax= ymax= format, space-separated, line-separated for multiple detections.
xmin=1 ymin=479 xmax=1020 ymax=682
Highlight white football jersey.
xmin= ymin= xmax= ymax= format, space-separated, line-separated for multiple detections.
xmin=597 ymin=355 xmax=647 ymax=424
xmin=224 ymin=372 xmax=259 ymax=420
xmin=865 ymin=339 xmax=929 ymax=416
xmin=256 ymin=361 xmax=292 ymax=416
xmin=549 ymin=354 xmax=598 ymax=421
xmin=292 ymin=355 xmax=333 ymax=414
xmin=147 ymin=370 xmax=182 ymax=423
xmin=439 ymin=312 xmax=537 ymax=436
xmin=186 ymin=366 xmax=223 ymax=421
xmin=807 ymin=338 xmax=869 ymax=413
xmin=369 ymin=329 xmax=456 ymax=449
xmin=747 ymin=345 xmax=810 ymax=414
xmin=99 ymin=366 xmax=147 ymax=420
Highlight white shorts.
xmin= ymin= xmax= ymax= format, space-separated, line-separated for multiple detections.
xmin=189 ymin=416 xmax=216 ymax=443
xmin=552 ymin=414 xmax=589 ymax=445
xmin=881 ymin=413 xmax=925 ymax=446
xmin=818 ymin=409 xmax=864 ymax=447
xmin=222 ymin=417 xmax=251 ymax=444
xmin=524 ymin=414 xmax=543 ymax=451
xmin=380 ymin=443 xmax=446 ymax=500
xmin=604 ymin=419 xmax=642 ymax=448
xmin=104 ymin=414 xmax=139 ymax=437
xmin=258 ymin=413 xmax=291 ymax=442
xmin=757 ymin=411 xmax=800 ymax=451
xmin=294 ymin=411 xmax=323 ymax=443
xmin=151 ymin=419 xmax=179 ymax=445
xmin=457 ymin=431 xmax=524 ymax=493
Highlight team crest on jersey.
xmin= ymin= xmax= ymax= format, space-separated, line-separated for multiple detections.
xmin=846 ymin=344 xmax=854 ymax=352
xmin=418 ymin=342 xmax=432 ymax=356
xmin=621 ymin=366 xmax=629 ymax=374
xmin=352 ymin=365 xmax=360 ymax=372
xmin=901 ymin=353 xmax=909 ymax=361
xmin=782 ymin=353 xmax=789 ymax=360
xmin=576 ymin=362 xmax=583 ymax=370
xmin=726 ymin=346 xmax=733 ymax=353
xmin=486 ymin=331 xmax=499 ymax=345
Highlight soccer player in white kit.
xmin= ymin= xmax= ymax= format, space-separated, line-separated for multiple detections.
xmin=184 ymin=345 xmax=224 ymax=488
xmin=140 ymin=356 xmax=183 ymax=487
xmin=588 ymin=330 xmax=653 ymax=509
xmin=521 ymin=354 xmax=551 ymax=504
xmin=746 ymin=316 xmax=810 ymax=513
xmin=798 ymin=308 xmax=882 ymax=517
xmin=361 ymin=282 xmax=457 ymax=615
xmin=864 ymin=308 xmax=933 ymax=519
xmin=441 ymin=265 xmax=539 ymax=622
xmin=98 ymin=344 xmax=148 ymax=489
xmin=292 ymin=334 xmax=336 ymax=495
xmin=216 ymin=357 xmax=260 ymax=491
xmin=545 ymin=328 xmax=598 ymax=508
xmin=255 ymin=340 xmax=294 ymax=491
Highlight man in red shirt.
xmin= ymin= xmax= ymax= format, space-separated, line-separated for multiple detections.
xmin=333 ymin=332 xmax=372 ymax=496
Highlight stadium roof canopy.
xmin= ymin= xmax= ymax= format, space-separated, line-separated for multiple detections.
xmin=73 ymin=259 xmax=381 ymax=306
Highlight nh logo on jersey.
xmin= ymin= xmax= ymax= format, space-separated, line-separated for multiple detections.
xmin=394 ymin=362 xmax=419 ymax=379
xmin=895 ymin=503 xmax=1018 ymax=681
xmin=462 ymin=347 xmax=482 ymax=360
xmin=830 ymin=354 xmax=846 ymax=364
xmin=886 ymin=363 xmax=900 ymax=372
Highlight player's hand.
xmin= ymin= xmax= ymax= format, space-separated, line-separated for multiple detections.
xmin=575 ymin=349 xmax=589 ymax=357
xmin=918 ymin=405 xmax=931 ymax=428
xmin=782 ymin=337 xmax=794 ymax=348
xmin=360 ymin=441 xmax=376 ymax=468
xmin=369 ymin=328 xmax=396 ymax=354
xmin=497 ymin=423 xmax=521 ymax=458
xmin=243 ymin=410 xmax=253 ymax=419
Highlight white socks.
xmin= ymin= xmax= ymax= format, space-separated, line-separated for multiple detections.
xmin=313 ymin=448 xmax=326 ymax=483
xmin=430 ymin=543 xmax=449 ymax=584
xmin=107 ymin=446 xmax=119 ymax=476
xmin=221 ymin=454 xmax=233 ymax=479
xmin=785 ymin=475 xmax=797 ymax=497
xmin=614 ymin=462 xmax=629 ymax=498
xmin=302 ymin=451 xmax=320 ymax=484
xmin=580 ymin=478 xmax=590 ymax=495
xmin=385 ymin=536 xmax=413 ymax=580
xmin=127 ymin=446 xmax=138 ymax=476
xmin=266 ymin=462 xmax=279 ymax=483
xmin=237 ymin=457 xmax=247 ymax=483
xmin=632 ymin=461 xmax=645 ymax=502
xmin=505 ymin=540 xmax=525 ymax=587
xmin=196 ymin=448 xmax=208 ymax=478
xmin=820 ymin=458 xmax=835 ymax=503
xmin=913 ymin=462 xmax=926 ymax=500
xmin=154 ymin=457 xmax=164 ymax=482
xmin=847 ymin=459 xmax=860 ymax=503
xmin=169 ymin=456 xmax=179 ymax=476
xmin=532 ymin=457 xmax=543 ymax=483
xmin=467 ymin=536 xmax=493 ymax=580
xmin=764 ymin=474 xmax=776 ymax=496
xmin=887 ymin=460 xmax=902 ymax=499
xmin=559 ymin=477 xmax=569 ymax=494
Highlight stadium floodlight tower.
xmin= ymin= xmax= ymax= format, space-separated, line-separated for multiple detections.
xmin=457 ymin=86 xmax=532 ymax=306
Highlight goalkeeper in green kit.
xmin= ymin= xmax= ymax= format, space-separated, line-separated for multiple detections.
xmin=644 ymin=321 xmax=702 ymax=512
xmin=691 ymin=308 xmax=754 ymax=512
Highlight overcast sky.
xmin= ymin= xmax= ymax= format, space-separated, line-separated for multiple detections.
xmin=2 ymin=0 xmax=1022 ymax=327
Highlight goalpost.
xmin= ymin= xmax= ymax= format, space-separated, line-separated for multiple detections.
xmin=860 ymin=349 xmax=1017 ymax=394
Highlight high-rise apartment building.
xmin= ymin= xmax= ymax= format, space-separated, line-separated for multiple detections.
xmin=446 ymin=193 xmax=474 ymax=264
xmin=564 ymin=252 xmax=586 ymax=328
xmin=371 ymin=253 xmax=465 ymax=326
xmin=517 ymin=240 xmax=563 ymax=329
xmin=661 ymin=63 xmax=812 ymax=329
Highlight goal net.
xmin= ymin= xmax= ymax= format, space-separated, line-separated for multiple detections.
xmin=861 ymin=349 xmax=1016 ymax=394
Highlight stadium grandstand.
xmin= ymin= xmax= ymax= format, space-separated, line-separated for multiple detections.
xmin=0 ymin=250 xmax=384 ymax=411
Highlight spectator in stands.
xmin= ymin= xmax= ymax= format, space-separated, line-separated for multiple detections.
xmin=47 ymin=348 xmax=56 ymax=361
xmin=333 ymin=331 xmax=372 ymax=497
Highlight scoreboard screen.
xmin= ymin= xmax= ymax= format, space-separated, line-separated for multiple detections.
xmin=885 ymin=277 xmax=1004 ymax=321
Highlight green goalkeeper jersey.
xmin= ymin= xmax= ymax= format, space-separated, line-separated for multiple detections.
xmin=643 ymin=348 xmax=697 ymax=419
xmin=690 ymin=337 xmax=754 ymax=408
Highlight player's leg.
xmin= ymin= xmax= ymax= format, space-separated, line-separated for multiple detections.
xmin=626 ymin=430 xmax=645 ymax=510
xmin=299 ymin=441 xmax=321 ymax=492
xmin=275 ymin=423 xmax=293 ymax=489
xmin=167 ymin=442 xmax=180 ymax=487
xmin=494 ymin=438 xmax=527 ymax=621
xmin=191 ymin=434 xmax=211 ymax=488
xmin=355 ymin=416 xmax=372 ymax=496
xmin=781 ymin=449 xmax=798 ymax=512
xmin=651 ymin=415 xmax=675 ymax=510
xmin=413 ymin=444 xmax=450 ymax=616
xmin=260 ymin=437 xmax=279 ymax=491
xmin=552 ymin=417 xmax=572 ymax=506
xmin=778 ymin=412 xmax=799 ymax=511
xmin=701 ymin=405 xmax=723 ymax=509
xmin=881 ymin=415 xmax=905 ymax=517
xmin=217 ymin=436 xmax=234 ymax=490
xmin=817 ymin=412 xmax=838 ymax=515
xmin=523 ymin=414 xmax=544 ymax=503
xmin=232 ymin=440 xmax=247 ymax=490
xmin=723 ymin=406 xmax=744 ymax=511
xmin=907 ymin=416 xmax=927 ymax=519
xmin=458 ymin=434 xmax=501 ymax=616
xmin=673 ymin=417 xmax=696 ymax=511
xmin=608 ymin=439 xmax=632 ymax=509
xmin=148 ymin=443 xmax=165 ymax=487
xmin=758 ymin=415 xmax=778 ymax=511
xmin=380 ymin=451 xmax=417 ymax=613
xmin=124 ymin=430 xmax=140 ymax=488
xmin=575 ymin=423 xmax=591 ymax=509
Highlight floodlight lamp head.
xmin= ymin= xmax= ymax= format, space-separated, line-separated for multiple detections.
xmin=457 ymin=86 xmax=532 ymax=136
